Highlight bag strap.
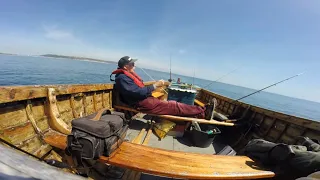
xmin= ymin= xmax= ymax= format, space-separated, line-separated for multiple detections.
xmin=91 ymin=108 xmax=111 ymax=121
xmin=91 ymin=108 xmax=128 ymax=124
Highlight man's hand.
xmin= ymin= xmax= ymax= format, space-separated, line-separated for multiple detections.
xmin=154 ymin=79 xmax=165 ymax=88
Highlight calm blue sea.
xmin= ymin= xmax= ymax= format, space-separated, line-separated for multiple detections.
xmin=1 ymin=54 xmax=319 ymax=121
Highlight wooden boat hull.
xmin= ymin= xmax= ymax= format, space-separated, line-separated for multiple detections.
xmin=0 ymin=82 xmax=319 ymax=179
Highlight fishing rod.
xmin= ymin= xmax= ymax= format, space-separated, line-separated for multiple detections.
xmin=168 ymin=54 xmax=172 ymax=82
xmin=203 ymin=67 xmax=241 ymax=89
xmin=137 ymin=66 xmax=169 ymax=94
xmin=235 ymin=73 xmax=304 ymax=101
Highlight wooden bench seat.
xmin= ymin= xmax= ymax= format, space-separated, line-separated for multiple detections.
xmin=44 ymin=133 xmax=275 ymax=179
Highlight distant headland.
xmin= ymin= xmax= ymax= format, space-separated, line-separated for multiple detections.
xmin=0 ymin=52 xmax=117 ymax=64
xmin=40 ymin=54 xmax=117 ymax=64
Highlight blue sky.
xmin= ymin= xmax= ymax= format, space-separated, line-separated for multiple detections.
xmin=0 ymin=0 xmax=320 ymax=102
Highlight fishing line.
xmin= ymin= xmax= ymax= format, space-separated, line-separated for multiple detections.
xmin=137 ymin=66 xmax=169 ymax=94
xmin=203 ymin=67 xmax=241 ymax=89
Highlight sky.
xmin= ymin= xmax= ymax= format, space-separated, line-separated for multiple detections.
xmin=0 ymin=0 xmax=320 ymax=102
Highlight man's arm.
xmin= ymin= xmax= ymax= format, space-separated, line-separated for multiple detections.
xmin=117 ymin=74 xmax=155 ymax=99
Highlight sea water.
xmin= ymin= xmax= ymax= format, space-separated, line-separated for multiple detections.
xmin=1 ymin=54 xmax=319 ymax=121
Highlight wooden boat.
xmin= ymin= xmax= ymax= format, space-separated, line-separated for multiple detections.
xmin=0 ymin=81 xmax=319 ymax=179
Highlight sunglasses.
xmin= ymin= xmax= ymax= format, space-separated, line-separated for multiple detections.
xmin=128 ymin=62 xmax=135 ymax=66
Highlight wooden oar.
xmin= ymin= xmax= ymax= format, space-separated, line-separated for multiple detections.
xmin=123 ymin=122 xmax=150 ymax=180
xmin=114 ymin=105 xmax=235 ymax=126
xmin=134 ymin=121 xmax=154 ymax=180
xmin=142 ymin=121 xmax=154 ymax=146
xmin=131 ymin=122 xmax=148 ymax=144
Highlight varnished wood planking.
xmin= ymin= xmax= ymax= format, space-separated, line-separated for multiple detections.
xmin=95 ymin=92 xmax=103 ymax=110
xmin=85 ymin=93 xmax=95 ymax=115
xmin=34 ymin=144 xmax=53 ymax=158
xmin=93 ymin=92 xmax=97 ymax=111
xmin=82 ymin=94 xmax=87 ymax=116
xmin=44 ymin=134 xmax=275 ymax=179
xmin=286 ymin=124 xmax=305 ymax=137
xmin=103 ymin=91 xmax=110 ymax=108
xmin=109 ymin=91 xmax=113 ymax=108
xmin=18 ymin=135 xmax=43 ymax=154
xmin=261 ymin=118 xmax=277 ymax=137
xmin=70 ymin=95 xmax=78 ymax=118
xmin=0 ymin=84 xmax=114 ymax=104
xmin=200 ymin=89 xmax=320 ymax=131
xmin=101 ymin=142 xmax=275 ymax=179
xmin=253 ymin=113 xmax=264 ymax=125
xmin=36 ymin=117 xmax=50 ymax=131
xmin=0 ymin=104 xmax=28 ymax=130
xmin=199 ymin=89 xmax=320 ymax=145
xmin=102 ymin=91 xmax=106 ymax=108
xmin=31 ymin=100 xmax=49 ymax=132
xmin=26 ymin=101 xmax=42 ymax=135
xmin=47 ymin=88 xmax=71 ymax=135
xmin=43 ymin=149 xmax=62 ymax=161
xmin=0 ymin=122 xmax=36 ymax=145
xmin=259 ymin=117 xmax=275 ymax=136
xmin=73 ymin=96 xmax=85 ymax=118
xmin=273 ymin=121 xmax=287 ymax=132
xmin=56 ymin=96 xmax=74 ymax=125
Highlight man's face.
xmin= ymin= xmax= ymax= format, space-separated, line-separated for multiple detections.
xmin=124 ymin=62 xmax=135 ymax=72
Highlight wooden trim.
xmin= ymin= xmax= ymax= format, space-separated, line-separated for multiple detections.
xmin=47 ymin=88 xmax=71 ymax=135
xmin=0 ymin=83 xmax=114 ymax=104
xmin=44 ymin=133 xmax=275 ymax=180
xmin=275 ymin=122 xmax=289 ymax=143
xmin=25 ymin=100 xmax=42 ymax=135
xmin=263 ymin=117 xmax=276 ymax=137
xmin=258 ymin=114 xmax=266 ymax=127
xmin=249 ymin=112 xmax=256 ymax=122
xmin=131 ymin=124 xmax=148 ymax=144
xmin=200 ymin=89 xmax=320 ymax=131
xmin=114 ymin=105 xmax=235 ymax=126
xmin=102 ymin=91 xmax=106 ymax=108
xmin=93 ymin=92 xmax=97 ymax=111
xmin=69 ymin=95 xmax=78 ymax=118
xmin=142 ymin=122 xmax=154 ymax=145
xmin=109 ymin=91 xmax=112 ymax=108
xmin=82 ymin=94 xmax=87 ymax=116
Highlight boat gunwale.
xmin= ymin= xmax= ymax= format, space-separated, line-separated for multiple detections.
xmin=0 ymin=82 xmax=156 ymax=104
xmin=201 ymin=88 xmax=320 ymax=131
xmin=0 ymin=81 xmax=319 ymax=131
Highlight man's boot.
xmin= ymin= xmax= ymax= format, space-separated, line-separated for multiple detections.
xmin=204 ymin=98 xmax=217 ymax=120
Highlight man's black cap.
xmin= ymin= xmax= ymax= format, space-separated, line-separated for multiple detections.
xmin=118 ymin=56 xmax=138 ymax=68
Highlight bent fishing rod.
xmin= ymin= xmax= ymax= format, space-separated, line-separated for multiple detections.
xmin=203 ymin=67 xmax=241 ymax=89
xmin=235 ymin=73 xmax=304 ymax=101
xmin=137 ymin=66 xmax=169 ymax=94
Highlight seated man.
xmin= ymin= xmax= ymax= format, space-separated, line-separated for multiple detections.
xmin=110 ymin=56 xmax=215 ymax=119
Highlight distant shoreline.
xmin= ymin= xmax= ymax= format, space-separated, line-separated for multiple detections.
xmin=41 ymin=54 xmax=117 ymax=64
xmin=0 ymin=52 xmax=117 ymax=64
